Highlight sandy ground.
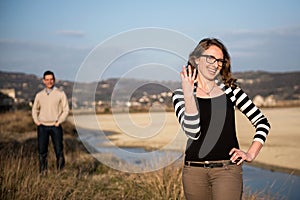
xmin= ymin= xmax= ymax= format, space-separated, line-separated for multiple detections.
xmin=70 ymin=107 xmax=300 ymax=174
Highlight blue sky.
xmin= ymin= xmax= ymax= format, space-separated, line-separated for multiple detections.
xmin=0 ymin=0 xmax=300 ymax=82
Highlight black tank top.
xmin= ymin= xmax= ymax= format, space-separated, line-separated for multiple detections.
xmin=185 ymin=93 xmax=239 ymax=161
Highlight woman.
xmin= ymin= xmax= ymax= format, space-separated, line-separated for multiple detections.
xmin=172 ymin=38 xmax=270 ymax=200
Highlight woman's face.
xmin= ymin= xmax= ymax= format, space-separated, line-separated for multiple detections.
xmin=195 ymin=45 xmax=223 ymax=81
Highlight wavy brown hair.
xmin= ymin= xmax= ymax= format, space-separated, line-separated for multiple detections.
xmin=188 ymin=38 xmax=237 ymax=88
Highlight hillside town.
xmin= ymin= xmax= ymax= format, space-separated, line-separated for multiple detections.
xmin=1 ymin=71 xmax=300 ymax=113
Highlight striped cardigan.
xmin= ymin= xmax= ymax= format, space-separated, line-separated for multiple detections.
xmin=172 ymin=80 xmax=271 ymax=145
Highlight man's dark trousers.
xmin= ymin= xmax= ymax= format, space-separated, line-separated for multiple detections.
xmin=37 ymin=125 xmax=65 ymax=173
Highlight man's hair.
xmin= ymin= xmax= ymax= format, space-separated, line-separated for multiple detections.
xmin=43 ymin=70 xmax=55 ymax=80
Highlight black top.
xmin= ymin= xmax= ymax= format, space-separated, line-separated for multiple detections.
xmin=185 ymin=93 xmax=239 ymax=161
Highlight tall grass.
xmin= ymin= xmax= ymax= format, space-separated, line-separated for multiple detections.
xmin=0 ymin=110 xmax=185 ymax=199
xmin=0 ymin=146 xmax=185 ymax=199
xmin=0 ymin=110 xmax=36 ymax=140
xmin=0 ymin=110 xmax=280 ymax=199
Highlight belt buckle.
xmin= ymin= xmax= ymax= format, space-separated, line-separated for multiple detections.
xmin=204 ymin=161 xmax=211 ymax=168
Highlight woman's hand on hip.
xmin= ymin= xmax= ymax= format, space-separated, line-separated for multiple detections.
xmin=229 ymin=148 xmax=255 ymax=165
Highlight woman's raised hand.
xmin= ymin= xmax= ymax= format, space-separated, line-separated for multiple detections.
xmin=180 ymin=65 xmax=197 ymax=97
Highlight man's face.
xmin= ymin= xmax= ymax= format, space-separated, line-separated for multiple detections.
xmin=43 ymin=74 xmax=55 ymax=89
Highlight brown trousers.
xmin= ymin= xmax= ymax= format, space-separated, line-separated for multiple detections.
xmin=182 ymin=164 xmax=243 ymax=200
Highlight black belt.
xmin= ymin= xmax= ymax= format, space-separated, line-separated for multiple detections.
xmin=184 ymin=160 xmax=235 ymax=168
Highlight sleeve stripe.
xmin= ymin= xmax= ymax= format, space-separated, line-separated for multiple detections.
xmin=186 ymin=133 xmax=201 ymax=140
xmin=256 ymin=130 xmax=267 ymax=139
xmin=253 ymin=138 xmax=265 ymax=145
xmin=233 ymin=87 xmax=241 ymax=95
xmin=236 ymin=93 xmax=247 ymax=106
xmin=240 ymin=100 xmax=252 ymax=112
xmin=243 ymin=102 xmax=255 ymax=114
xmin=184 ymin=113 xmax=199 ymax=120
xmin=232 ymin=87 xmax=271 ymax=145
xmin=172 ymin=93 xmax=184 ymax=100
xmin=248 ymin=109 xmax=261 ymax=122
xmin=184 ymin=118 xmax=200 ymax=125
xmin=251 ymin=112 xmax=263 ymax=124
xmin=174 ymin=101 xmax=184 ymax=113
xmin=178 ymin=109 xmax=184 ymax=125
xmin=185 ymin=112 xmax=199 ymax=117
xmin=252 ymin=117 xmax=264 ymax=126
xmin=257 ymin=124 xmax=270 ymax=131
xmin=184 ymin=124 xmax=201 ymax=131
xmin=225 ymin=87 xmax=232 ymax=94
xmin=184 ymin=126 xmax=201 ymax=134
xmin=246 ymin=106 xmax=258 ymax=117
xmin=254 ymin=134 xmax=266 ymax=142
xmin=172 ymin=89 xmax=201 ymax=140
xmin=220 ymin=83 xmax=225 ymax=88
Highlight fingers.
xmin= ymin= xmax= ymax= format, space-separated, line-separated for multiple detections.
xmin=229 ymin=148 xmax=246 ymax=165
xmin=187 ymin=65 xmax=196 ymax=80
xmin=187 ymin=65 xmax=192 ymax=77
xmin=229 ymin=147 xmax=237 ymax=155
xmin=236 ymin=159 xmax=244 ymax=166
xmin=192 ymin=68 xmax=197 ymax=80
xmin=181 ymin=66 xmax=188 ymax=77
xmin=180 ymin=65 xmax=195 ymax=79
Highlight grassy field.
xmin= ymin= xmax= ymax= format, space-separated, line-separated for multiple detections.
xmin=0 ymin=110 xmax=278 ymax=200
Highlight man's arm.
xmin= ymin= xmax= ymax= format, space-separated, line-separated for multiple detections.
xmin=56 ymin=92 xmax=69 ymax=125
xmin=32 ymin=94 xmax=41 ymax=125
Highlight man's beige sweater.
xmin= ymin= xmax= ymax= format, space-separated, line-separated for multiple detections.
xmin=32 ymin=87 xmax=69 ymax=126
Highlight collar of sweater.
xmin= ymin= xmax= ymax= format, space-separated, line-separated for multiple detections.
xmin=45 ymin=86 xmax=57 ymax=95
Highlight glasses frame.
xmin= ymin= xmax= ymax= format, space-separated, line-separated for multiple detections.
xmin=200 ymin=54 xmax=226 ymax=68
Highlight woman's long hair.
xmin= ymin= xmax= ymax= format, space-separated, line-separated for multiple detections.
xmin=188 ymin=38 xmax=237 ymax=88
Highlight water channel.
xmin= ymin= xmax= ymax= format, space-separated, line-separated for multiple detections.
xmin=76 ymin=127 xmax=300 ymax=200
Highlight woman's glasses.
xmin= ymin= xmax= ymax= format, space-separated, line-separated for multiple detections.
xmin=201 ymin=55 xmax=226 ymax=68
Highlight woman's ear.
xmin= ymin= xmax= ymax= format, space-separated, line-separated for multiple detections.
xmin=194 ymin=58 xmax=200 ymax=65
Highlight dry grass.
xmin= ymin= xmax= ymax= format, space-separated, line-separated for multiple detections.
xmin=0 ymin=111 xmax=185 ymax=200
xmin=0 ymin=110 xmax=280 ymax=200
xmin=0 ymin=147 xmax=185 ymax=200
xmin=0 ymin=110 xmax=36 ymax=140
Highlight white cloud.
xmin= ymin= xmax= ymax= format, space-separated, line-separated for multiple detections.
xmin=55 ymin=30 xmax=86 ymax=38
xmin=228 ymin=25 xmax=300 ymax=37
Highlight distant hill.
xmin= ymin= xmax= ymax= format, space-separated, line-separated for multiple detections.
xmin=0 ymin=71 xmax=179 ymax=102
xmin=0 ymin=71 xmax=74 ymax=102
xmin=0 ymin=70 xmax=299 ymax=108
xmin=234 ymin=71 xmax=300 ymax=100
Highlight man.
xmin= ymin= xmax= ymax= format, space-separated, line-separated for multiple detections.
xmin=32 ymin=70 xmax=69 ymax=174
